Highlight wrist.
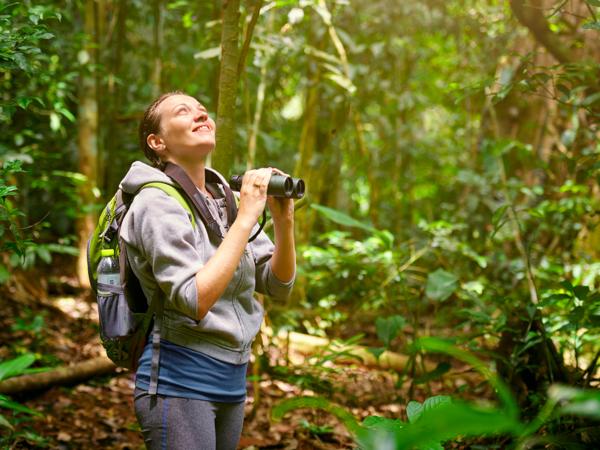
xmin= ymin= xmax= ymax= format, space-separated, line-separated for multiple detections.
xmin=233 ymin=215 xmax=256 ymax=234
xmin=273 ymin=215 xmax=294 ymax=228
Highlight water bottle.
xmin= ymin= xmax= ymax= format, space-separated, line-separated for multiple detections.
xmin=97 ymin=248 xmax=120 ymax=288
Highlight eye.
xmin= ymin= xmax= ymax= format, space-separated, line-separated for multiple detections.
xmin=176 ymin=106 xmax=190 ymax=115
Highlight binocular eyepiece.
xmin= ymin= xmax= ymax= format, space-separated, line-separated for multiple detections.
xmin=229 ymin=174 xmax=305 ymax=199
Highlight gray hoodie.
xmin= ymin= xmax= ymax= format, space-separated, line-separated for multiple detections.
xmin=120 ymin=161 xmax=294 ymax=364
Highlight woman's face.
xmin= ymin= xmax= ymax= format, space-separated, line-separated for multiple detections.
xmin=151 ymin=94 xmax=216 ymax=163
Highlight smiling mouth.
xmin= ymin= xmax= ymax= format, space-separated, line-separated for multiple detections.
xmin=193 ymin=124 xmax=212 ymax=133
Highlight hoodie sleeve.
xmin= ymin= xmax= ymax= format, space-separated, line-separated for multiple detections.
xmin=249 ymin=227 xmax=295 ymax=301
xmin=121 ymin=187 xmax=201 ymax=319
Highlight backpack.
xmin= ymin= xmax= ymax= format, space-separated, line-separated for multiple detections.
xmin=87 ymin=163 xmax=239 ymax=395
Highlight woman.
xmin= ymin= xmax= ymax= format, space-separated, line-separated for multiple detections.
xmin=120 ymin=91 xmax=296 ymax=449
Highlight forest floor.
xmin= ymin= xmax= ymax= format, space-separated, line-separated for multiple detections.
xmin=0 ymin=272 xmax=489 ymax=450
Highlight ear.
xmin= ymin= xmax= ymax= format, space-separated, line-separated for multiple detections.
xmin=147 ymin=133 xmax=166 ymax=154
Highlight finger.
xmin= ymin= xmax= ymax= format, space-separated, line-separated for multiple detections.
xmin=243 ymin=170 xmax=264 ymax=191
xmin=253 ymin=168 xmax=272 ymax=191
xmin=270 ymin=167 xmax=290 ymax=177
xmin=242 ymin=169 xmax=257 ymax=186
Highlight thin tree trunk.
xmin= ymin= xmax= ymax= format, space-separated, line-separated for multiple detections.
xmin=76 ymin=0 xmax=99 ymax=288
xmin=151 ymin=0 xmax=163 ymax=97
xmin=212 ymin=0 xmax=241 ymax=174
xmin=104 ymin=0 xmax=127 ymax=193
xmin=247 ymin=60 xmax=268 ymax=169
xmin=237 ymin=0 xmax=264 ymax=80
xmin=314 ymin=0 xmax=378 ymax=226
xmin=509 ymin=0 xmax=575 ymax=65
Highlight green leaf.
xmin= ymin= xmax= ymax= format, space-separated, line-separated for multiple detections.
xmin=193 ymin=46 xmax=221 ymax=60
xmin=425 ymin=269 xmax=458 ymax=302
xmin=0 ymin=354 xmax=36 ymax=381
xmin=36 ymin=246 xmax=52 ymax=264
xmin=311 ymin=204 xmax=379 ymax=234
xmin=375 ymin=315 xmax=406 ymax=347
xmin=358 ymin=401 xmax=523 ymax=448
xmin=406 ymin=401 xmax=423 ymax=423
xmin=0 ymin=413 xmax=14 ymax=430
xmin=573 ymin=285 xmax=590 ymax=300
xmin=587 ymin=0 xmax=600 ymax=6
xmin=413 ymin=362 xmax=452 ymax=385
xmin=492 ymin=204 xmax=509 ymax=229
xmin=0 ymin=264 xmax=9 ymax=284
xmin=582 ymin=92 xmax=600 ymax=106
xmin=550 ymin=384 xmax=600 ymax=419
xmin=272 ymin=396 xmax=361 ymax=435
xmin=324 ymin=72 xmax=357 ymax=94
xmin=281 ymin=93 xmax=304 ymax=121
xmin=362 ymin=415 xmax=405 ymax=431
xmin=582 ymin=21 xmax=600 ymax=30
xmin=414 ymin=337 xmax=518 ymax=419
xmin=367 ymin=347 xmax=386 ymax=360
xmin=407 ymin=396 xmax=452 ymax=423
xmin=0 ymin=395 xmax=42 ymax=416
xmin=49 ymin=112 xmax=61 ymax=131
xmin=16 ymin=97 xmax=33 ymax=109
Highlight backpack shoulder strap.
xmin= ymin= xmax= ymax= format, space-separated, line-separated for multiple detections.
xmin=139 ymin=182 xmax=197 ymax=229
xmin=205 ymin=167 xmax=238 ymax=227
xmin=163 ymin=162 xmax=222 ymax=242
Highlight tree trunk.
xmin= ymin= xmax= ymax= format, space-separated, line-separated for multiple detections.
xmin=151 ymin=0 xmax=163 ymax=97
xmin=509 ymin=0 xmax=574 ymax=65
xmin=104 ymin=0 xmax=127 ymax=193
xmin=0 ymin=357 xmax=116 ymax=395
xmin=76 ymin=0 xmax=99 ymax=289
xmin=212 ymin=0 xmax=241 ymax=174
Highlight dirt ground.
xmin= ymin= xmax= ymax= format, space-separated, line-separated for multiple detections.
xmin=0 ymin=275 xmax=483 ymax=449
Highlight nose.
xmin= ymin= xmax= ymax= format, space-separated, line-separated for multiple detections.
xmin=194 ymin=109 xmax=208 ymax=122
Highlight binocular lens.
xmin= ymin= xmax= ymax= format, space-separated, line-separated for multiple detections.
xmin=293 ymin=179 xmax=305 ymax=198
xmin=228 ymin=174 xmax=305 ymax=199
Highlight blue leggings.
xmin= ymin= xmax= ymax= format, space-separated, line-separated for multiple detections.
xmin=134 ymin=389 xmax=245 ymax=450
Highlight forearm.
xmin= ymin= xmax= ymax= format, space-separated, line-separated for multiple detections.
xmin=270 ymin=218 xmax=296 ymax=283
xmin=195 ymin=219 xmax=253 ymax=319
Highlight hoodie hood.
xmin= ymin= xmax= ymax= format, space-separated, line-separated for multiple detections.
xmin=119 ymin=161 xmax=176 ymax=194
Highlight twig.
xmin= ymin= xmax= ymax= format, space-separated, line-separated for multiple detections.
xmin=237 ymin=0 xmax=264 ymax=79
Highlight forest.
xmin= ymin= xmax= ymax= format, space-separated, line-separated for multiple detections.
xmin=1 ymin=0 xmax=600 ymax=448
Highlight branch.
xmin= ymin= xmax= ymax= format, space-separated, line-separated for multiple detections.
xmin=509 ymin=0 xmax=574 ymax=64
xmin=237 ymin=0 xmax=264 ymax=79
xmin=0 ymin=357 xmax=116 ymax=395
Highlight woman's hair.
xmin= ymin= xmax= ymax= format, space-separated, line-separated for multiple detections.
xmin=138 ymin=90 xmax=185 ymax=168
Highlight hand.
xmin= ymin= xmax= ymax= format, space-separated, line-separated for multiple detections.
xmin=267 ymin=168 xmax=295 ymax=224
xmin=236 ymin=168 xmax=273 ymax=228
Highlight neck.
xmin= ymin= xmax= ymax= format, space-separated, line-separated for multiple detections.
xmin=168 ymin=159 xmax=208 ymax=193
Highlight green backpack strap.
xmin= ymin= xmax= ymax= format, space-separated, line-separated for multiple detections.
xmin=140 ymin=182 xmax=197 ymax=229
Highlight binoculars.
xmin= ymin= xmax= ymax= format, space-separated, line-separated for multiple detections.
xmin=229 ymin=173 xmax=305 ymax=199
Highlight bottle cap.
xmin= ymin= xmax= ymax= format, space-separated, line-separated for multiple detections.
xmin=101 ymin=249 xmax=115 ymax=257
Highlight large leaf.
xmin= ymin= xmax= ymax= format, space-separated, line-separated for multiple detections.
xmin=550 ymin=385 xmax=600 ymax=419
xmin=311 ymin=204 xmax=377 ymax=234
xmin=414 ymin=337 xmax=519 ymax=419
xmin=375 ymin=315 xmax=406 ymax=348
xmin=413 ymin=362 xmax=452 ymax=384
xmin=425 ymin=269 xmax=458 ymax=302
xmin=272 ymin=396 xmax=361 ymax=435
xmin=361 ymin=401 xmax=522 ymax=449
xmin=0 ymin=354 xmax=36 ymax=381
